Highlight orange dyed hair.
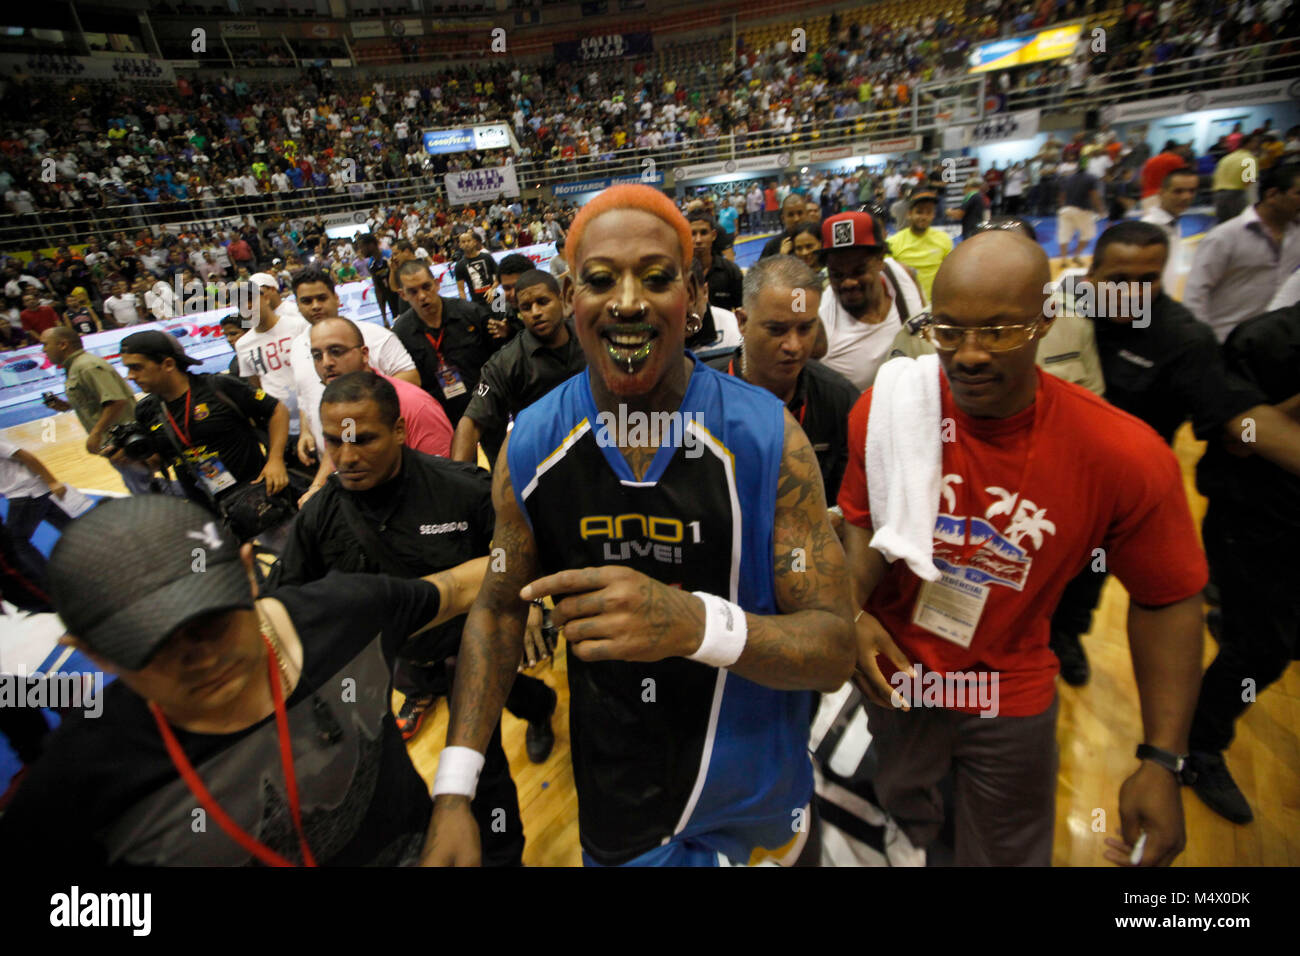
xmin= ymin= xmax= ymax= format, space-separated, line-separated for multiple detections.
xmin=564 ymin=184 xmax=693 ymax=270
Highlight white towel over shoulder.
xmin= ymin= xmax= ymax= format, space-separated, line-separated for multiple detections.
xmin=866 ymin=354 xmax=943 ymax=582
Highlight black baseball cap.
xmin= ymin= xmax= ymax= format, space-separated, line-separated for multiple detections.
xmin=48 ymin=497 xmax=254 ymax=670
xmin=119 ymin=330 xmax=200 ymax=368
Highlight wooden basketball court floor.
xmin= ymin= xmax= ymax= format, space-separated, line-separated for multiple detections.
xmin=5 ymin=261 xmax=1297 ymax=866
xmin=9 ymin=410 xmax=1297 ymax=866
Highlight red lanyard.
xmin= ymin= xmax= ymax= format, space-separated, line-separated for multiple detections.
xmin=944 ymin=383 xmax=1041 ymax=565
xmin=148 ymin=635 xmax=317 ymax=868
xmin=727 ymin=356 xmax=806 ymax=425
xmin=423 ymin=326 xmax=444 ymax=356
xmin=163 ymin=388 xmax=194 ymax=447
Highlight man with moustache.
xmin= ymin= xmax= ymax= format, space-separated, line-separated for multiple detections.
xmin=307 ymin=318 xmax=453 ymax=460
xmin=424 ymin=184 xmax=856 ymax=868
xmin=285 ymin=268 xmax=421 ymax=502
xmin=706 ymin=255 xmax=859 ymax=501
xmin=840 ymin=231 xmax=1210 ymax=866
xmin=451 ymin=270 xmax=586 ymax=469
xmin=815 ymin=211 xmax=926 ymax=391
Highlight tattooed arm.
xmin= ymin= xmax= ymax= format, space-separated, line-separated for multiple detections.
xmin=728 ymin=409 xmax=855 ymax=690
xmin=527 ymin=411 xmax=855 ymax=692
xmin=423 ymin=435 xmax=536 ymax=866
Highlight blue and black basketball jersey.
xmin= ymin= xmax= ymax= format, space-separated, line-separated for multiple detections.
xmin=508 ymin=354 xmax=815 ymax=865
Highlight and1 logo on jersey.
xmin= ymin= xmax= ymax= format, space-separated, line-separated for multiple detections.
xmin=579 ymin=513 xmax=703 ymax=566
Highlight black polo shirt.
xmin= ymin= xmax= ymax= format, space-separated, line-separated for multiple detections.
xmin=136 ymin=373 xmax=279 ymax=501
xmin=1091 ymin=292 xmax=1262 ymax=445
xmin=270 ymin=447 xmax=494 ymax=662
xmin=463 ymin=322 xmax=587 ymax=468
xmin=706 ymin=348 xmax=860 ymax=500
xmin=702 ymin=254 xmax=744 ymax=312
xmin=1196 ymin=303 xmax=1300 ymax=544
xmin=392 ymin=299 xmax=497 ymax=425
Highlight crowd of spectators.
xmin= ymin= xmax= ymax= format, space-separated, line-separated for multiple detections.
xmin=1 ymin=0 xmax=1294 ymax=229
xmin=5 ymin=107 xmax=1298 ymax=351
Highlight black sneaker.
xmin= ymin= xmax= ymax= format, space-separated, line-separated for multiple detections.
xmin=1190 ymin=751 xmax=1253 ymax=824
xmin=1050 ymin=630 xmax=1090 ymax=686
xmin=525 ymin=687 xmax=558 ymax=764
xmin=395 ymin=695 xmax=434 ymax=742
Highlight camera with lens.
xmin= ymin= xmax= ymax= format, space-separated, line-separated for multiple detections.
xmin=106 ymin=421 xmax=155 ymax=461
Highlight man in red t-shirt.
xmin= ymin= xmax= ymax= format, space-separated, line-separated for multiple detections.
xmin=309 ymin=318 xmax=452 ymax=460
xmin=19 ymin=293 xmax=61 ymax=345
xmin=1139 ymin=142 xmax=1188 ymax=208
xmin=839 ymin=232 xmax=1207 ymax=866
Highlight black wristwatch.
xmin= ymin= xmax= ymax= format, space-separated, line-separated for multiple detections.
xmin=1136 ymin=744 xmax=1197 ymax=785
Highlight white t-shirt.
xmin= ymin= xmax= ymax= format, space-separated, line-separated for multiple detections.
xmin=104 ymin=294 xmax=143 ymax=327
xmin=291 ymin=319 xmax=418 ymax=448
xmin=689 ymin=306 xmax=743 ymax=356
xmin=236 ymin=312 xmax=311 ymax=433
xmin=0 ymin=438 xmax=49 ymax=499
xmin=1140 ymin=206 xmax=1188 ymax=297
xmin=818 ymin=260 xmax=925 ymax=391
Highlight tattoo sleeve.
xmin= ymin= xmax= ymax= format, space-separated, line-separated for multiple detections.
xmin=444 ymin=435 xmax=539 ymax=754
xmin=727 ymin=411 xmax=856 ymax=692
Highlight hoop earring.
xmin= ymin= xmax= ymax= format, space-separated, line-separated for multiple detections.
xmin=686 ymin=312 xmax=703 ymax=336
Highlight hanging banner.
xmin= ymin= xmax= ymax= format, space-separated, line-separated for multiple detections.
xmin=960 ymin=109 xmax=1041 ymax=146
xmin=552 ymin=170 xmax=665 ymax=197
xmin=0 ymin=53 xmax=175 ymax=83
xmin=301 ymin=23 xmax=340 ymax=39
xmin=968 ymin=23 xmax=1082 ymax=73
xmin=391 ymin=19 xmax=424 ymax=37
xmin=445 ymin=165 xmax=521 ymax=205
xmin=220 ymin=21 xmax=261 ymax=38
xmin=554 ymin=32 xmax=653 ymax=62
xmin=1101 ymin=80 xmax=1300 ymax=123
xmin=422 ymin=124 xmax=512 ymax=155
xmin=350 ymin=21 xmax=386 ymax=39
xmin=674 ymin=153 xmax=791 ymax=182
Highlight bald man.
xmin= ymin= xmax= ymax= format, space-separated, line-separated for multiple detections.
xmin=838 ymin=232 xmax=1209 ymax=866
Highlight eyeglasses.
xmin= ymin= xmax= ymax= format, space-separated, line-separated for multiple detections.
xmin=310 ymin=345 xmax=361 ymax=362
xmin=921 ymin=316 xmax=1042 ymax=352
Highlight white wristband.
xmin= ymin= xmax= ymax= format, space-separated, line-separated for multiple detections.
xmin=689 ymin=592 xmax=748 ymax=668
xmin=432 ymin=745 xmax=485 ymax=799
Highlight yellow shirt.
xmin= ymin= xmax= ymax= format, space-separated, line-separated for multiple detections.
xmin=886 ymin=227 xmax=953 ymax=301
xmin=1213 ymin=149 xmax=1255 ymax=191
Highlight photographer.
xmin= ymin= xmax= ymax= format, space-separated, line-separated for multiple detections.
xmin=118 ymin=330 xmax=293 ymax=544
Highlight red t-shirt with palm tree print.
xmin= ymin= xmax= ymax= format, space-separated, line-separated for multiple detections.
xmin=838 ymin=368 xmax=1207 ymax=716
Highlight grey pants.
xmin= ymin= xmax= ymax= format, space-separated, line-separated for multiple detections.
xmin=864 ymin=695 xmax=1059 ymax=866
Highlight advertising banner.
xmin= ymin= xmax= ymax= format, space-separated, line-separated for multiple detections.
xmin=554 ymin=32 xmax=653 ymax=62
xmin=445 ymin=165 xmax=520 ymax=205
xmin=968 ymin=23 xmax=1082 ymax=73
xmin=674 ymin=153 xmax=791 ymax=182
xmin=552 ymin=170 xmax=665 ymax=197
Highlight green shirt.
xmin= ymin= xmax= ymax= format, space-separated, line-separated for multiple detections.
xmin=63 ymin=349 xmax=137 ymax=445
xmin=887 ymin=227 xmax=953 ymax=301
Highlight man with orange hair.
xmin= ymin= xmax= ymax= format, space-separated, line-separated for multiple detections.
xmin=424 ymin=185 xmax=856 ymax=867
